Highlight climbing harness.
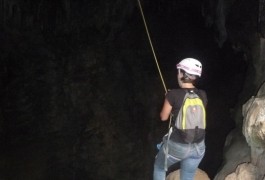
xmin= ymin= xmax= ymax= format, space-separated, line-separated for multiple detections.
xmin=137 ymin=0 xmax=167 ymax=93
xmin=164 ymin=126 xmax=173 ymax=171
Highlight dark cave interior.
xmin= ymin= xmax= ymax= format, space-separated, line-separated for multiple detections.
xmin=0 ymin=0 xmax=258 ymax=179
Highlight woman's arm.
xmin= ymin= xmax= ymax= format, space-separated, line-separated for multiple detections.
xmin=160 ymin=99 xmax=172 ymax=121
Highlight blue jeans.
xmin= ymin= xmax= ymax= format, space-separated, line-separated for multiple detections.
xmin=153 ymin=136 xmax=205 ymax=180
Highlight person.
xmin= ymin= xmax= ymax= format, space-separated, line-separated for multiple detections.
xmin=153 ymin=58 xmax=207 ymax=180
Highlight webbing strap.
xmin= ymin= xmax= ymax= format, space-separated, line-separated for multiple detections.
xmin=164 ymin=127 xmax=173 ymax=171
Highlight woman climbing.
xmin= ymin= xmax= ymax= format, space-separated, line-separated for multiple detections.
xmin=153 ymin=58 xmax=208 ymax=180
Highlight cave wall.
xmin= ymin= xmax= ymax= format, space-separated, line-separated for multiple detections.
xmin=0 ymin=1 xmax=160 ymax=179
xmin=0 ymin=0 xmax=265 ymax=179
xmin=211 ymin=0 xmax=265 ymax=179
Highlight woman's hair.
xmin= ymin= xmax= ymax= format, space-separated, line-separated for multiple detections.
xmin=179 ymin=69 xmax=198 ymax=84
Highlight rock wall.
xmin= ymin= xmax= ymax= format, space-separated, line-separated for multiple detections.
xmin=215 ymin=82 xmax=265 ymax=179
xmin=214 ymin=0 xmax=265 ymax=179
xmin=0 ymin=1 xmax=159 ymax=179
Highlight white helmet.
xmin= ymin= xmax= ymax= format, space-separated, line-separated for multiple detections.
xmin=176 ymin=58 xmax=202 ymax=77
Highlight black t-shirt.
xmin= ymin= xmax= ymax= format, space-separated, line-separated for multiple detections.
xmin=166 ymin=88 xmax=207 ymax=116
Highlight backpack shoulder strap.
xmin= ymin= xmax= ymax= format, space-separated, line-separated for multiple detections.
xmin=193 ymin=89 xmax=207 ymax=107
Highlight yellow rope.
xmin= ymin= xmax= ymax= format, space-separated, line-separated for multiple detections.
xmin=137 ymin=0 xmax=167 ymax=93
xmin=137 ymin=0 xmax=173 ymax=129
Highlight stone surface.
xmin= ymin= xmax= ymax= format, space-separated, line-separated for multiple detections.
xmin=257 ymin=80 xmax=265 ymax=96
xmin=242 ymin=93 xmax=265 ymax=149
xmin=215 ymin=82 xmax=265 ymax=180
xmin=225 ymin=163 xmax=258 ymax=180
xmin=213 ymin=129 xmax=250 ymax=180
xmin=166 ymin=169 xmax=210 ymax=180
